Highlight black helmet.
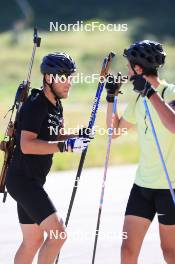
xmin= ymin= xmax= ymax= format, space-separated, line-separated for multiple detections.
xmin=123 ymin=40 xmax=166 ymax=70
xmin=40 ymin=52 xmax=76 ymax=75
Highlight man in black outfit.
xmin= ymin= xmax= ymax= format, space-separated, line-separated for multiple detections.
xmin=6 ymin=52 xmax=91 ymax=264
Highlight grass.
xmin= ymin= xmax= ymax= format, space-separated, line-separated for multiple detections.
xmin=0 ymin=26 xmax=174 ymax=170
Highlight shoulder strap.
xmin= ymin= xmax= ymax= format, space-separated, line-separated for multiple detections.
xmin=57 ymin=99 xmax=63 ymax=116
xmin=135 ymin=86 xmax=168 ymax=104
xmin=136 ymin=94 xmax=141 ymax=103
xmin=161 ymin=86 xmax=168 ymax=99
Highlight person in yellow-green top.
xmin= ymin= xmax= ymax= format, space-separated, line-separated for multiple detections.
xmin=106 ymin=40 xmax=175 ymax=264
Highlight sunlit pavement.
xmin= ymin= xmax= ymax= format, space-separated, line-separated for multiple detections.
xmin=0 ymin=165 xmax=164 ymax=264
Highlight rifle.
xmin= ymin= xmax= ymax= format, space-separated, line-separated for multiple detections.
xmin=0 ymin=28 xmax=41 ymax=202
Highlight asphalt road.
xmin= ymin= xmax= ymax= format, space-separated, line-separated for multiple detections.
xmin=0 ymin=165 xmax=165 ymax=264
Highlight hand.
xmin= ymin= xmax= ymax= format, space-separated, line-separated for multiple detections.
xmin=105 ymin=73 xmax=122 ymax=102
xmin=65 ymin=137 xmax=90 ymax=152
xmin=130 ymin=75 xmax=156 ymax=99
xmin=79 ymin=127 xmax=95 ymax=139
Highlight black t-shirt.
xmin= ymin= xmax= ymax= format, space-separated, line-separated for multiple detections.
xmin=11 ymin=88 xmax=64 ymax=184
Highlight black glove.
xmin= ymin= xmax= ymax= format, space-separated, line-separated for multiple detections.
xmin=105 ymin=73 xmax=122 ymax=103
xmin=130 ymin=75 xmax=156 ymax=99
xmin=79 ymin=127 xmax=94 ymax=139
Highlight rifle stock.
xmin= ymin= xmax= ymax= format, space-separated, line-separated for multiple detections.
xmin=0 ymin=121 xmax=15 ymax=192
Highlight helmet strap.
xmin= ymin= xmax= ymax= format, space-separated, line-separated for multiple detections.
xmin=43 ymin=75 xmax=61 ymax=106
xmin=130 ymin=62 xmax=146 ymax=77
xmin=130 ymin=62 xmax=139 ymax=78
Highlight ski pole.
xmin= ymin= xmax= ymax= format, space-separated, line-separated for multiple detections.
xmin=91 ymin=96 xmax=117 ymax=264
xmin=55 ymin=52 xmax=115 ymax=264
xmin=143 ymin=97 xmax=175 ymax=205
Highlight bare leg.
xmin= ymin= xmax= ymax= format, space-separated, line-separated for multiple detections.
xmin=159 ymin=223 xmax=175 ymax=264
xmin=37 ymin=213 xmax=67 ymax=264
xmin=14 ymin=224 xmax=44 ymax=264
xmin=121 ymin=215 xmax=151 ymax=264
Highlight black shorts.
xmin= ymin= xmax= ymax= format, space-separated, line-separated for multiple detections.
xmin=6 ymin=174 xmax=56 ymax=225
xmin=125 ymin=184 xmax=175 ymax=225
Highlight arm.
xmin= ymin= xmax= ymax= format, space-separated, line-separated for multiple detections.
xmin=131 ymin=75 xmax=175 ymax=133
xmin=106 ymin=102 xmax=134 ymax=139
xmin=21 ymin=131 xmax=60 ymax=154
xmin=20 ymin=99 xmax=91 ymax=154
xmin=149 ymin=93 xmax=175 ymax=133
xmin=105 ymin=73 xmax=134 ymax=138
xmin=21 ymin=131 xmax=90 ymax=155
